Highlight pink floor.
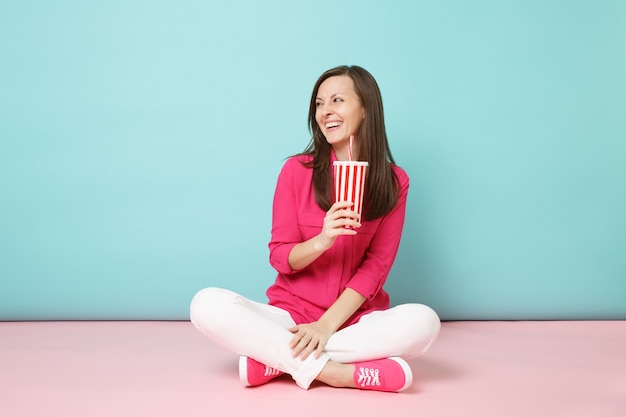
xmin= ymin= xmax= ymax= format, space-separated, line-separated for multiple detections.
xmin=1 ymin=321 xmax=624 ymax=417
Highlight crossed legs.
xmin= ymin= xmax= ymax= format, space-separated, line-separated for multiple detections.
xmin=190 ymin=287 xmax=440 ymax=390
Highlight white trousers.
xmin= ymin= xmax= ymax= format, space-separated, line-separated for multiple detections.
xmin=190 ymin=287 xmax=440 ymax=389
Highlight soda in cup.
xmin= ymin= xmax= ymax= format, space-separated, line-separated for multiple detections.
xmin=333 ymin=161 xmax=368 ymax=225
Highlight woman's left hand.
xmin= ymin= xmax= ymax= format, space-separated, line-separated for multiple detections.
xmin=288 ymin=320 xmax=334 ymax=360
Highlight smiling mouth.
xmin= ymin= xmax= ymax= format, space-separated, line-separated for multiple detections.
xmin=325 ymin=121 xmax=342 ymax=129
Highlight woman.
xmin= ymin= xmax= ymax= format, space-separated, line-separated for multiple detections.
xmin=190 ymin=65 xmax=440 ymax=392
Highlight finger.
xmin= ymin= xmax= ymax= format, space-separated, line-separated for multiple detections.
xmin=297 ymin=334 xmax=312 ymax=348
xmin=338 ymin=207 xmax=357 ymax=218
xmin=331 ymin=208 xmax=360 ymax=222
xmin=329 ymin=225 xmax=358 ymax=237
xmin=333 ymin=217 xmax=360 ymax=231
xmin=344 ymin=209 xmax=360 ymax=220
xmin=332 ymin=200 xmax=354 ymax=209
xmin=293 ymin=342 xmax=310 ymax=358
xmin=313 ymin=336 xmax=328 ymax=359
xmin=314 ymin=345 xmax=324 ymax=359
xmin=340 ymin=214 xmax=361 ymax=226
xmin=327 ymin=213 xmax=357 ymax=230
xmin=329 ymin=201 xmax=354 ymax=213
xmin=289 ymin=334 xmax=300 ymax=349
xmin=291 ymin=333 xmax=312 ymax=356
xmin=298 ymin=341 xmax=318 ymax=361
xmin=288 ymin=329 xmax=304 ymax=348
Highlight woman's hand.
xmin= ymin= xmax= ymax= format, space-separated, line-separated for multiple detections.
xmin=287 ymin=289 xmax=367 ymax=361
xmin=287 ymin=201 xmax=361 ymax=272
xmin=315 ymin=201 xmax=361 ymax=251
xmin=288 ymin=320 xmax=335 ymax=360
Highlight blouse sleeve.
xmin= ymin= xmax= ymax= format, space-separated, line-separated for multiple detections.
xmin=346 ymin=167 xmax=410 ymax=299
xmin=268 ymin=158 xmax=301 ymax=275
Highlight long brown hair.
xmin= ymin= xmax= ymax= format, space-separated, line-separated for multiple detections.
xmin=301 ymin=65 xmax=399 ymax=221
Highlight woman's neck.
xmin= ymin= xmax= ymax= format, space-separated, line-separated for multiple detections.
xmin=332 ymin=145 xmax=352 ymax=161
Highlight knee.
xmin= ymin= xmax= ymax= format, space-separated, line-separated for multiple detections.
xmin=189 ymin=287 xmax=238 ymax=327
xmin=397 ymin=303 xmax=441 ymax=340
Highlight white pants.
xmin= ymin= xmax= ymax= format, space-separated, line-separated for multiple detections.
xmin=190 ymin=287 xmax=440 ymax=389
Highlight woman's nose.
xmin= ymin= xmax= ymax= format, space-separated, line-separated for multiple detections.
xmin=320 ymin=103 xmax=333 ymax=115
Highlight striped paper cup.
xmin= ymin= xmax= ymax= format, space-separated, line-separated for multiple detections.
xmin=333 ymin=161 xmax=368 ymax=223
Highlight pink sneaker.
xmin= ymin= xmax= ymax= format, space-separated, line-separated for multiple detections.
xmin=239 ymin=356 xmax=284 ymax=387
xmin=352 ymin=357 xmax=413 ymax=392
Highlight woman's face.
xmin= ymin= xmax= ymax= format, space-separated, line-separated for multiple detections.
xmin=315 ymin=75 xmax=365 ymax=159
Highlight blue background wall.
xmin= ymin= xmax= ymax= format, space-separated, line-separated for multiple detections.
xmin=1 ymin=0 xmax=625 ymax=320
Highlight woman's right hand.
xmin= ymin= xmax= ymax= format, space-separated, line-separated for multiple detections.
xmin=315 ymin=201 xmax=361 ymax=251
xmin=287 ymin=201 xmax=361 ymax=271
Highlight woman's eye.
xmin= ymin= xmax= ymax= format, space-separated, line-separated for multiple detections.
xmin=334 ymin=97 xmax=343 ymax=102
xmin=315 ymin=101 xmax=323 ymax=107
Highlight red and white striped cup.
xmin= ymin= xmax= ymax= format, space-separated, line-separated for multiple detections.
xmin=333 ymin=161 xmax=368 ymax=224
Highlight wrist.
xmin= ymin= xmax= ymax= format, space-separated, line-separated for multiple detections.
xmin=312 ymin=234 xmax=331 ymax=253
xmin=317 ymin=316 xmax=340 ymax=334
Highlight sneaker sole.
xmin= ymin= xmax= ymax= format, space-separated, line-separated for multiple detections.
xmin=238 ymin=355 xmax=251 ymax=386
xmin=388 ymin=357 xmax=413 ymax=391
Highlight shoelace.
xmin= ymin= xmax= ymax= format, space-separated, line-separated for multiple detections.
xmin=263 ymin=366 xmax=282 ymax=377
xmin=356 ymin=367 xmax=381 ymax=386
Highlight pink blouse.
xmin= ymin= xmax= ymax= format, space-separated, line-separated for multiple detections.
xmin=266 ymin=152 xmax=410 ymax=328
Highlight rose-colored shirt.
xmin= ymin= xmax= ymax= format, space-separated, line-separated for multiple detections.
xmin=266 ymin=152 xmax=409 ymax=328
